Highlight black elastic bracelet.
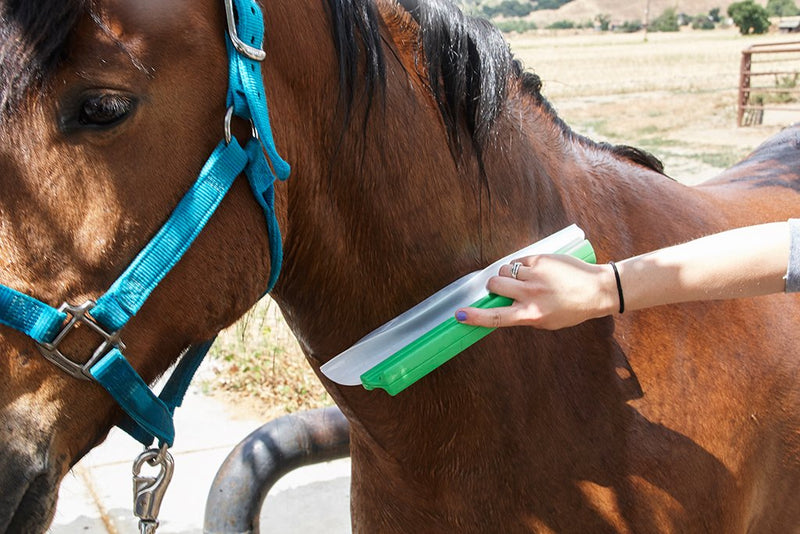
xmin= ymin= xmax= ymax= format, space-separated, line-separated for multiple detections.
xmin=609 ymin=261 xmax=625 ymax=314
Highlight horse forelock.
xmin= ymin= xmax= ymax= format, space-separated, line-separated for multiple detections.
xmin=0 ymin=0 xmax=87 ymax=117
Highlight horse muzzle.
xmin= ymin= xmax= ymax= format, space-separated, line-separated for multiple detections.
xmin=0 ymin=437 xmax=62 ymax=534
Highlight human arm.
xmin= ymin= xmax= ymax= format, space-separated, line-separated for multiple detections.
xmin=455 ymin=221 xmax=797 ymax=330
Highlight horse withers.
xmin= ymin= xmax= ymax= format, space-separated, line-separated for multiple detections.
xmin=1 ymin=0 xmax=799 ymax=532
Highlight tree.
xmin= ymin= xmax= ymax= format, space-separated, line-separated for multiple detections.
xmin=766 ymin=0 xmax=799 ymax=16
xmin=709 ymin=7 xmax=722 ymax=22
xmin=692 ymin=14 xmax=716 ymax=29
xmin=617 ymin=19 xmax=644 ymax=32
xmin=595 ymin=13 xmax=611 ymax=31
xmin=536 ymin=0 xmax=573 ymax=9
xmin=728 ymin=0 xmax=771 ymax=34
xmin=650 ymin=7 xmax=680 ymax=31
xmin=547 ymin=19 xmax=575 ymax=29
xmin=481 ymin=0 xmax=534 ymax=18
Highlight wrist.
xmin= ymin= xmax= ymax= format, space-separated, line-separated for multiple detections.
xmin=608 ymin=261 xmax=625 ymax=314
xmin=597 ymin=263 xmax=622 ymax=317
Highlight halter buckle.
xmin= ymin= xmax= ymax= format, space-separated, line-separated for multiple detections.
xmin=36 ymin=301 xmax=125 ymax=381
xmin=223 ymin=0 xmax=267 ymax=61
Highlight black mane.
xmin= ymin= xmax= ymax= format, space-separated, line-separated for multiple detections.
xmin=327 ymin=0 xmax=664 ymax=173
xmin=0 ymin=0 xmax=86 ymax=115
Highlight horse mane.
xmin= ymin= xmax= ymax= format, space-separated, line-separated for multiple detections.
xmin=0 ymin=0 xmax=87 ymax=116
xmin=327 ymin=0 xmax=664 ymax=174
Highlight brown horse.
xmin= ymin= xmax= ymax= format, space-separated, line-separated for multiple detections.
xmin=1 ymin=0 xmax=799 ymax=532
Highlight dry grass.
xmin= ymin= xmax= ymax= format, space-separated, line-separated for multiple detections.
xmin=513 ymin=27 xmax=800 ymax=182
xmin=202 ymin=298 xmax=329 ymax=421
xmin=204 ymin=27 xmax=799 ymax=419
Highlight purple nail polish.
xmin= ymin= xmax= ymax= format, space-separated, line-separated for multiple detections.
xmin=456 ymin=311 xmax=467 ymax=322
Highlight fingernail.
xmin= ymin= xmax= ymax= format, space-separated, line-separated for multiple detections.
xmin=456 ymin=311 xmax=467 ymax=322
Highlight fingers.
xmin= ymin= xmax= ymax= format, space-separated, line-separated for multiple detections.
xmin=456 ymin=254 xmax=608 ymax=331
xmin=498 ymin=260 xmax=528 ymax=279
xmin=456 ymin=276 xmax=532 ymax=328
xmin=454 ymin=258 xmax=537 ymax=328
xmin=486 ymin=274 xmax=526 ymax=300
xmin=454 ymin=255 xmax=573 ymax=329
xmin=498 ymin=255 xmax=546 ymax=280
xmin=455 ymin=303 xmax=527 ymax=328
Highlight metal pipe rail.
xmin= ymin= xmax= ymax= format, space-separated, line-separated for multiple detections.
xmin=204 ymin=406 xmax=351 ymax=534
xmin=738 ymin=41 xmax=800 ymax=126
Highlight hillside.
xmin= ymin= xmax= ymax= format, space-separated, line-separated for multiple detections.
xmin=498 ymin=0 xmax=770 ymax=25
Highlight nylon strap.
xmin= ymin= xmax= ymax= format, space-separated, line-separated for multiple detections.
xmin=90 ymin=348 xmax=176 ymax=447
xmin=114 ymin=339 xmax=215 ymax=447
xmin=226 ymin=0 xmax=290 ymax=183
xmin=244 ymin=139 xmax=284 ymax=292
xmin=226 ymin=0 xmax=290 ymax=293
xmin=89 ymin=138 xmax=246 ymax=446
xmin=92 ymin=140 xmax=248 ymax=332
xmin=0 ymin=286 xmax=66 ymax=344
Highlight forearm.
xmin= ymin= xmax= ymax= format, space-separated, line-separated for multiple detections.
xmin=615 ymin=222 xmax=791 ymax=312
xmin=456 ymin=221 xmax=796 ymax=331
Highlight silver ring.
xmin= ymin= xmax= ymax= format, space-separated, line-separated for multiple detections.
xmin=510 ymin=262 xmax=522 ymax=280
xmin=224 ymin=106 xmax=234 ymax=145
xmin=224 ymin=106 xmax=259 ymax=146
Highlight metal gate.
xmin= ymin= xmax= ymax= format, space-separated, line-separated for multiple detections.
xmin=738 ymin=40 xmax=800 ymax=126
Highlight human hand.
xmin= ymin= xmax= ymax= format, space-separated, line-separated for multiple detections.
xmin=455 ymin=254 xmax=618 ymax=330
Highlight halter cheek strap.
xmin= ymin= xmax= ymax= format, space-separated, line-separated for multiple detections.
xmin=0 ymin=0 xmax=289 ymax=448
xmin=92 ymin=140 xmax=249 ymax=333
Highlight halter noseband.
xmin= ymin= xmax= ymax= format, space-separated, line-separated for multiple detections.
xmin=0 ymin=0 xmax=289 ymax=449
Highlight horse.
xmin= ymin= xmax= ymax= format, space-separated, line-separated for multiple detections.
xmin=1 ymin=0 xmax=799 ymax=532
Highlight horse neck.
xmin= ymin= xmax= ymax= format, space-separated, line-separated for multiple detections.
xmin=264 ymin=2 xmax=703 ymax=450
xmin=261 ymin=0 xmax=578 ymax=355
xmin=271 ymin=76 xmax=580 ymax=359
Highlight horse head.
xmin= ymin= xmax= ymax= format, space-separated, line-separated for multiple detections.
xmin=0 ymin=0 xmax=290 ymax=529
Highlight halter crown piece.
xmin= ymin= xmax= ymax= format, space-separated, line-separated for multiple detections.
xmin=0 ymin=0 xmax=289 ymax=448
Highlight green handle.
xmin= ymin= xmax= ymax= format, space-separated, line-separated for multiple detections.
xmin=360 ymin=239 xmax=596 ymax=395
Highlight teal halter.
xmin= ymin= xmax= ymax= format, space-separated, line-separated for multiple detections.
xmin=0 ymin=0 xmax=289 ymax=448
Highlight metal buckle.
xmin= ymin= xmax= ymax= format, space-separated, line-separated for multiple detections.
xmin=36 ymin=301 xmax=125 ymax=381
xmin=223 ymin=0 xmax=267 ymax=62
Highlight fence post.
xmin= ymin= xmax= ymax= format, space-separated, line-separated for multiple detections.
xmin=738 ymin=47 xmax=752 ymax=127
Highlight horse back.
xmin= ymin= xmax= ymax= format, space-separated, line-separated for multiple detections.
xmin=701 ymin=124 xmax=800 ymax=220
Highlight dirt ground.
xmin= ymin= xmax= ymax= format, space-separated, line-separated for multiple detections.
xmin=554 ymin=89 xmax=787 ymax=184
xmin=515 ymin=27 xmax=799 ymax=183
xmin=206 ymin=27 xmax=800 ymax=420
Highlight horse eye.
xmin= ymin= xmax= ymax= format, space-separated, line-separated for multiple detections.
xmin=78 ymin=94 xmax=135 ymax=127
